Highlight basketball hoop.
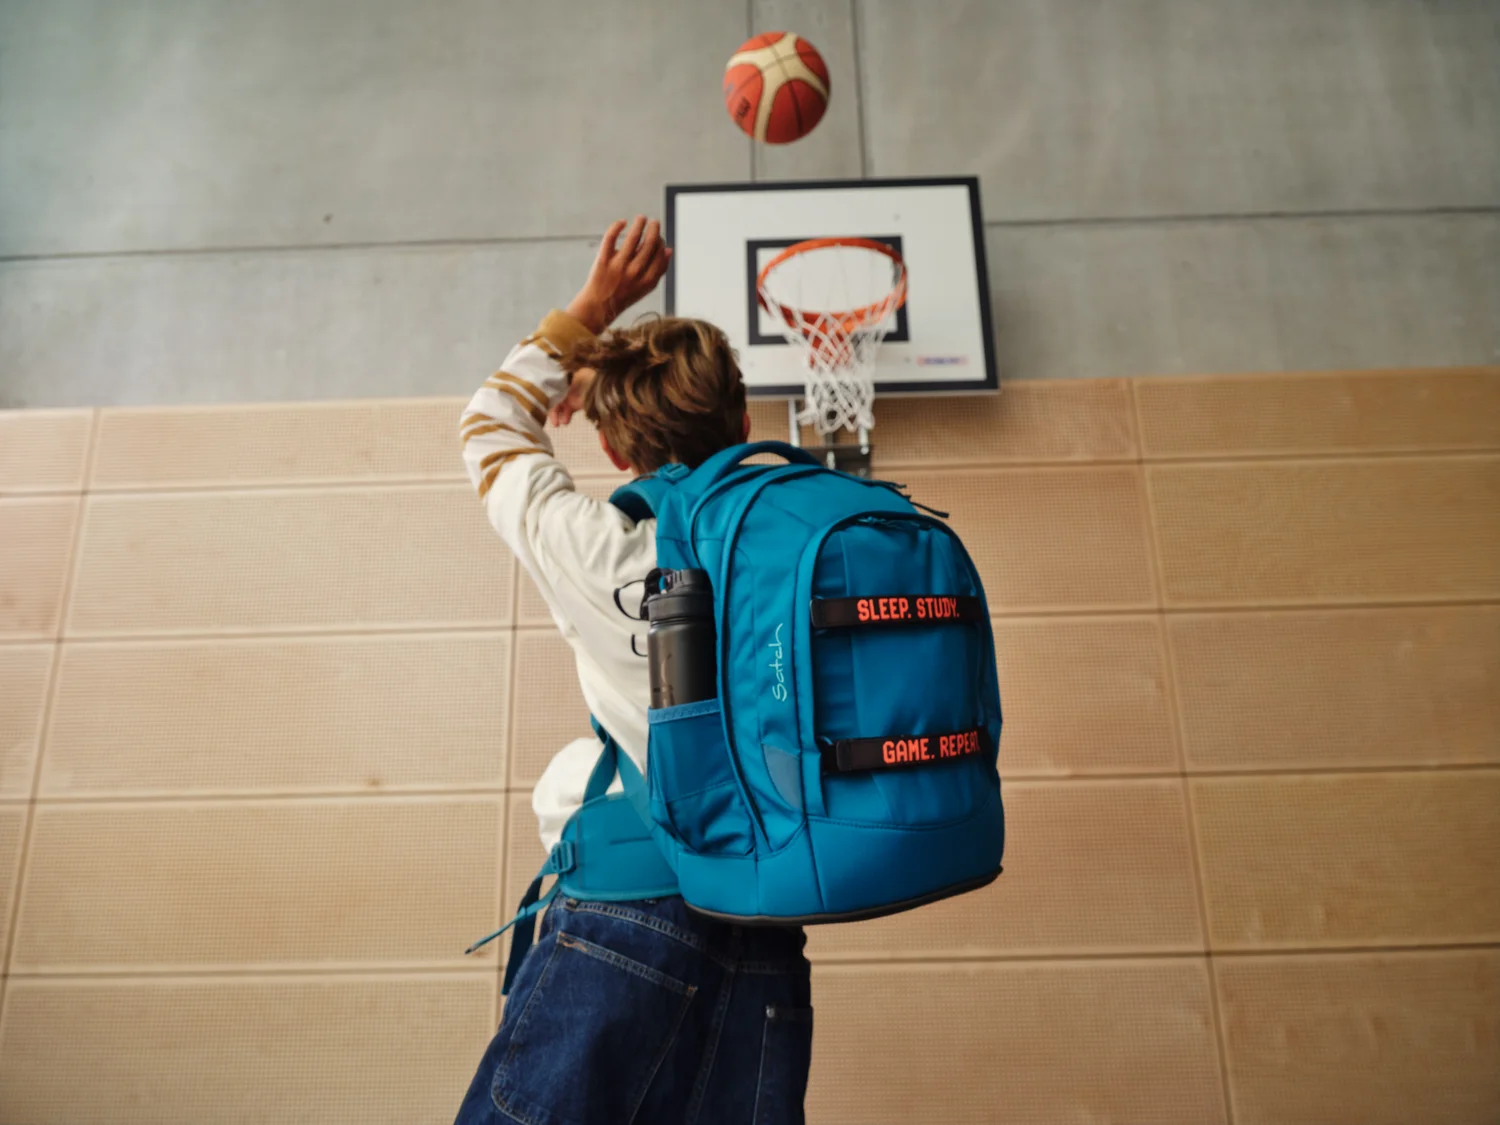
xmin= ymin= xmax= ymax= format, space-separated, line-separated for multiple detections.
xmin=756 ymin=237 xmax=907 ymax=438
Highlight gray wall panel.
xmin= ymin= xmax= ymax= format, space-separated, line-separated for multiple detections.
xmin=859 ymin=0 xmax=1500 ymax=220
xmin=0 ymin=0 xmax=749 ymax=256
xmin=987 ymin=214 xmax=1500 ymax=380
xmin=0 ymin=240 xmax=668 ymax=408
xmin=0 ymin=0 xmax=1493 ymax=406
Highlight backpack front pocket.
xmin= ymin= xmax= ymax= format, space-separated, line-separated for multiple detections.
xmin=647 ymin=699 xmax=755 ymax=856
xmin=804 ymin=514 xmax=999 ymax=827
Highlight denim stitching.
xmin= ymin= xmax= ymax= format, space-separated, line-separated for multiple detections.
xmin=751 ymin=1008 xmax=772 ymax=1125
xmin=492 ymin=934 xmax=699 ymax=1125
xmin=684 ymin=962 xmax=737 ymax=1125
xmin=487 ymin=1100 xmax=541 ymax=1125
xmin=563 ymin=900 xmax=731 ymax=964
xmin=555 ymin=932 xmax=697 ymax=995
xmin=491 ymin=940 xmax=564 ymax=1125
xmin=625 ymin=971 xmax=700 ymax=1125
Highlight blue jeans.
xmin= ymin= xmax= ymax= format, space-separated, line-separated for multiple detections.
xmin=454 ymin=895 xmax=813 ymax=1125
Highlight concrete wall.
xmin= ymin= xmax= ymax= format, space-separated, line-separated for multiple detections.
xmin=2 ymin=0 xmax=1497 ymax=409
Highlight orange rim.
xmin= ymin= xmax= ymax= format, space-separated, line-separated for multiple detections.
xmin=756 ymin=237 xmax=908 ymax=341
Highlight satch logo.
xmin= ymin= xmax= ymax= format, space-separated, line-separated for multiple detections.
xmin=767 ymin=623 xmax=787 ymax=702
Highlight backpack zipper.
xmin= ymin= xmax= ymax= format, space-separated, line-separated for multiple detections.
xmin=704 ymin=465 xmax=827 ymax=844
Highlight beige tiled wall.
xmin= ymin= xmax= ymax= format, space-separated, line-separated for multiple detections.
xmin=1 ymin=372 xmax=1497 ymax=1123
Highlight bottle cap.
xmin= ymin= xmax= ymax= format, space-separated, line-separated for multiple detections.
xmin=646 ymin=568 xmax=714 ymax=623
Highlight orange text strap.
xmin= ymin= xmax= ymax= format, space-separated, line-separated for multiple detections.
xmin=829 ymin=728 xmax=988 ymax=772
xmin=810 ymin=595 xmax=983 ymax=628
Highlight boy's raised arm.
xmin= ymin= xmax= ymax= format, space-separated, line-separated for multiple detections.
xmin=459 ymin=309 xmax=589 ymax=502
xmin=458 ymin=217 xmax=670 ymax=600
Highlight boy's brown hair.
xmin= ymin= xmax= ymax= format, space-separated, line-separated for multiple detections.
xmin=564 ymin=316 xmax=747 ymax=472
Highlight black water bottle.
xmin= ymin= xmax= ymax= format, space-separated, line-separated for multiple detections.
xmin=646 ymin=569 xmax=717 ymax=708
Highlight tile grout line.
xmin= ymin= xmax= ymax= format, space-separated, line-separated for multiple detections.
xmin=71 ymin=477 xmax=488 ymax=500
xmin=1131 ymin=378 xmax=1236 ymax=1124
xmin=1206 ymin=956 xmax=1239 ymax=1124
xmin=1156 ymin=597 xmax=1500 ymax=616
xmin=499 ymin=583 xmax=524 ymax=1014
xmin=1140 ymin=448 xmax=1500 ymax=469
xmin=505 ymin=583 xmax=523 ymax=796
xmin=51 ymin=623 xmax=519 ymax=645
xmin=815 ymin=939 xmax=1500 ymax=966
xmin=499 ymin=577 xmax=524 ymax=1010
xmin=12 ymin=596 xmax=1500 ymax=650
xmin=7 ymin=965 xmax=510 ymax=983
xmin=492 ymin=775 xmax=508 ymax=1025
xmin=1 ymin=409 xmax=101 ymax=1015
xmin=1138 ymin=446 xmax=1500 ymax=466
xmin=34 ymin=445 xmax=1500 ymax=501
xmin=10 ymin=941 xmax=1496 ymax=982
xmin=33 ymin=788 xmax=523 ymax=807
xmin=21 ymin=760 xmax=1500 ymax=807
xmin=1167 ymin=621 xmax=1237 ymax=1124
xmin=80 ymin=407 xmax=101 ymax=493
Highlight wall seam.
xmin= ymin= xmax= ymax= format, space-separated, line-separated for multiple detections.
xmin=10 ymin=594 xmax=1500 ymax=651
xmin=4 ymin=941 xmax=1495 ymax=982
xmin=849 ymin=0 xmax=870 ymax=179
xmin=65 ymin=440 xmax=1500 ymax=499
xmin=499 ymin=571 xmax=525 ymax=1010
xmin=21 ymin=760 xmax=1499 ymax=807
xmin=3 ymin=205 xmax=1496 ymax=265
xmin=1132 ymin=378 xmax=1237 ymax=1124
xmin=1 ymin=409 xmax=100 ymax=1018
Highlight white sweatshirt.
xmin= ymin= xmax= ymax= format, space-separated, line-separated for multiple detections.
xmin=459 ymin=309 xmax=657 ymax=852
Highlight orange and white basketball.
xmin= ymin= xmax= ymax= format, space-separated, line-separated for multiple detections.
xmin=723 ymin=32 xmax=830 ymax=144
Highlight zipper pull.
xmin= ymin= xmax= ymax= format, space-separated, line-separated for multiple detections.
xmin=868 ymin=478 xmax=951 ymax=519
xmin=908 ymin=498 xmax=951 ymax=519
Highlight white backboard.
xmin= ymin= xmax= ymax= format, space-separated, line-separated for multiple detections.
xmin=664 ymin=178 xmax=996 ymax=397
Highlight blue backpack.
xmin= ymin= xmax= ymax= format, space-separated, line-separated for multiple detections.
xmin=475 ymin=441 xmax=1004 ymax=988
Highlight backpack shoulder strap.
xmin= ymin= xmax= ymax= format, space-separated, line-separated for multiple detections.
xmin=613 ymin=445 xmax=819 ymax=522
xmin=692 ymin=441 xmax=819 ymax=488
xmin=609 ymin=470 xmax=682 ymax=523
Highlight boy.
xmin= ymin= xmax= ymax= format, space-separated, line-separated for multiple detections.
xmin=453 ymin=216 xmax=813 ymax=1125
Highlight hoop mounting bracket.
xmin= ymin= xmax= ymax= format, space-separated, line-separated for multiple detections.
xmin=820 ymin=440 xmax=873 ymax=478
xmin=787 ymin=400 xmax=873 ymax=478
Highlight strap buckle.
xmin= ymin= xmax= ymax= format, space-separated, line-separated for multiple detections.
xmin=547 ymin=840 xmax=575 ymax=877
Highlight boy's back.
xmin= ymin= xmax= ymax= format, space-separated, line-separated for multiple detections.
xmin=451 ymin=217 xmax=812 ymax=1125
xmin=458 ymin=311 xmax=657 ymax=846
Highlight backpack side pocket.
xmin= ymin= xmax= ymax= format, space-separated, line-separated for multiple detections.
xmin=648 ymin=700 xmax=754 ymax=856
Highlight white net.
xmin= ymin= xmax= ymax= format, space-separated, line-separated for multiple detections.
xmin=757 ymin=239 xmax=907 ymax=436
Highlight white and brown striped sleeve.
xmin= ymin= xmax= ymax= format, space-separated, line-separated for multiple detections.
xmin=459 ymin=309 xmax=605 ymax=581
xmin=459 ymin=309 xmax=593 ymax=500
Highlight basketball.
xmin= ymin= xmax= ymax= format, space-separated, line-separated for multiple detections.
xmin=723 ymin=32 xmax=830 ymax=144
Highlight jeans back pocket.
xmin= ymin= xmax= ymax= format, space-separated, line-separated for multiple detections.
xmin=491 ymin=932 xmax=696 ymax=1125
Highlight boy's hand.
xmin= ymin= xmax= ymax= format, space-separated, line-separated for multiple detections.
xmin=565 ymin=216 xmax=672 ymax=335
xmin=549 ymin=367 xmax=592 ymax=428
